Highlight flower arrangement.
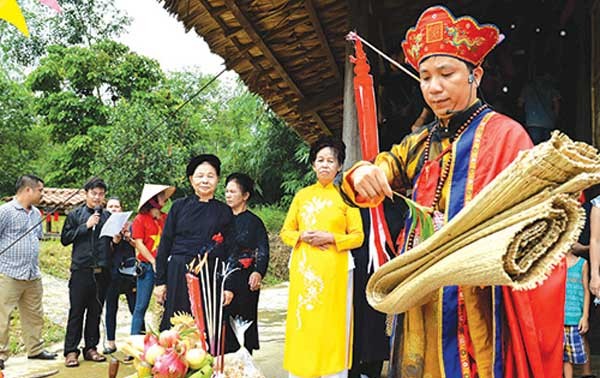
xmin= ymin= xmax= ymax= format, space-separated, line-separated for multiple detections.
xmin=121 ymin=313 xmax=214 ymax=378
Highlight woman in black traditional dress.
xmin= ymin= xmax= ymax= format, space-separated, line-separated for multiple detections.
xmin=153 ymin=154 xmax=236 ymax=336
xmin=224 ymin=173 xmax=269 ymax=353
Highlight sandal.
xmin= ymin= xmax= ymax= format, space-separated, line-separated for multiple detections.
xmin=65 ymin=352 xmax=79 ymax=368
xmin=83 ymin=348 xmax=106 ymax=362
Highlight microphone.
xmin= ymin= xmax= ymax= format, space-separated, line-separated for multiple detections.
xmin=446 ymin=73 xmax=477 ymax=115
xmin=92 ymin=205 xmax=102 ymax=231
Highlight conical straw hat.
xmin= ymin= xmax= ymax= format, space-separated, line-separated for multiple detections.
xmin=137 ymin=184 xmax=176 ymax=211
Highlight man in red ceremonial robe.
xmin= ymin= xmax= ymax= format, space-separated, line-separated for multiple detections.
xmin=340 ymin=6 xmax=564 ymax=378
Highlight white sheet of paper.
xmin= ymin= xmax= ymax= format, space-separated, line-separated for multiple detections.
xmin=100 ymin=211 xmax=132 ymax=237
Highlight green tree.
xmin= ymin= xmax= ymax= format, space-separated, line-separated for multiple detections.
xmin=0 ymin=69 xmax=46 ymax=196
xmin=93 ymin=90 xmax=191 ymax=209
xmin=0 ymin=0 xmax=130 ymax=72
xmin=27 ymin=40 xmax=164 ymax=187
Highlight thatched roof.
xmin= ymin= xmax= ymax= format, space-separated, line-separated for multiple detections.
xmin=3 ymin=188 xmax=86 ymax=213
xmin=160 ymin=0 xmax=349 ymax=143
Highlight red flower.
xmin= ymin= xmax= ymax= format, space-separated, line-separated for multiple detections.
xmin=238 ymin=258 xmax=253 ymax=269
xmin=211 ymin=233 xmax=224 ymax=245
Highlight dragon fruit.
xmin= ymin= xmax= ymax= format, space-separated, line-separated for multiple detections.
xmin=152 ymin=348 xmax=189 ymax=378
xmin=158 ymin=329 xmax=180 ymax=348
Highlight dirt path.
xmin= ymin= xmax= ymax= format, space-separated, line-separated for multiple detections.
xmin=1 ymin=275 xmax=288 ymax=378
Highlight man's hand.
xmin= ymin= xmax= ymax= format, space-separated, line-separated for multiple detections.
xmin=591 ymin=273 xmax=600 ymax=297
xmin=352 ymin=164 xmax=393 ymax=202
xmin=249 ymin=272 xmax=262 ymax=291
xmin=222 ymin=290 xmax=234 ymax=306
xmin=86 ymin=213 xmax=100 ymax=229
xmin=153 ymin=285 xmax=167 ymax=305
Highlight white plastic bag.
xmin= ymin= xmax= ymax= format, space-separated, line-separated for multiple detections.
xmin=220 ymin=316 xmax=265 ymax=378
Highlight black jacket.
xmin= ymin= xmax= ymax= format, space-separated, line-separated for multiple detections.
xmin=61 ymin=205 xmax=111 ymax=271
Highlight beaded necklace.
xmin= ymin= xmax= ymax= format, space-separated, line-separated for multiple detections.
xmin=404 ymin=104 xmax=488 ymax=251
xmin=422 ymin=104 xmax=487 ymax=211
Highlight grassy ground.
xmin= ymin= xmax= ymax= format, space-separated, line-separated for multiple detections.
xmin=264 ymin=234 xmax=290 ymax=285
xmin=7 ymin=310 xmax=65 ymax=355
xmin=254 ymin=205 xmax=289 ymax=285
xmin=39 ymin=238 xmax=71 ymax=280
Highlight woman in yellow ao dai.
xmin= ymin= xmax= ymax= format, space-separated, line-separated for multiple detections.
xmin=281 ymin=137 xmax=364 ymax=378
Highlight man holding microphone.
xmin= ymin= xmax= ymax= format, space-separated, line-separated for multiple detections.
xmin=61 ymin=177 xmax=111 ymax=368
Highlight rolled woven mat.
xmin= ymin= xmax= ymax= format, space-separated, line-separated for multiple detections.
xmin=366 ymin=131 xmax=600 ymax=314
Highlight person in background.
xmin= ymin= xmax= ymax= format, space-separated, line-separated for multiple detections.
xmin=0 ymin=175 xmax=57 ymax=371
xmin=225 ymin=173 xmax=269 ymax=354
xmin=130 ymin=184 xmax=174 ymax=335
xmin=585 ymin=187 xmax=600 ymax=378
xmin=103 ymin=197 xmax=136 ymax=355
xmin=281 ymin=136 xmax=364 ymax=378
xmin=571 ymin=185 xmax=600 ymax=378
xmin=153 ymin=155 xmax=236 ymax=348
xmin=563 ymin=248 xmax=590 ymax=378
xmin=517 ymin=67 xmax=561 ymax=144
xmin=61 ymin=177 xmax=111 ymax=367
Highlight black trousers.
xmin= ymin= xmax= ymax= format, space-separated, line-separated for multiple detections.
xmin=349 ymin=360 xmax=384 ymax=378
xmin=63 ymin=268 xmax=109 ymax=356
xmin=104 ymin=274 xmax=136 ymax=341
xmin=227 ymin=268 xmax=260 ymax=352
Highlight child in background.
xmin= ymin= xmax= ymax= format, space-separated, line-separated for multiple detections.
xmin=564 ymin=247 xmax=591 ymax=378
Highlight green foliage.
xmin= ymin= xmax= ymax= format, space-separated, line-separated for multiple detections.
xmin=27 ymin=41 xmax=165 ymax=187
xmin=280 ymin=142 xmax=314 ymax=206
xmin=93 ymin=91 xmax=191 ymax=209
xmin=8 ymin=311 xmax=65 ymax=355
xmin=0 ymin=69 xmax=46 ymax=196
xmin=253 ymin=205 xmax=287 ymax=234
xmin=1 ymin=0 xmax=313 ymax=208
xmin=0 ymin=0 xmax=130 ymax=72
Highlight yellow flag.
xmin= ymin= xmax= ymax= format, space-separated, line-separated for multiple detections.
xmin=0 ymin=0 xmax=29 ymax=37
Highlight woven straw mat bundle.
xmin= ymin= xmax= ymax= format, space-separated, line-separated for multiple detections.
xmin=366 ymin=131 xmax=600 ymax=314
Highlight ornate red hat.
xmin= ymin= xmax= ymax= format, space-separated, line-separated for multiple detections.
xmin=401 ymin=6 xmax=503 ymax=70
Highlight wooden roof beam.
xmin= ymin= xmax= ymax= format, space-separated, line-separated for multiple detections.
xmin=192 ymin=0 xmax=292 ymax=101
xmin=225 ymin=27 xmax=245 ymax=38
xmin=304 ymin=0 xmax=341 ymax=82
xmin=223 ymin=0 xmax=331 ymax=135
xmin=224 ymin=0 xmax=303 ymax=96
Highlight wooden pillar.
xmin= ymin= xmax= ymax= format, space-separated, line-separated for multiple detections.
xmin=343 ymin=43 xmax=360 ymax=169
xmin=574 ymin=0 xmax=592 ymax=143
xmin=591 ymin=0 xmax=600 ymax=146
xmin=342 ymin=0 xmax=369 ymax=169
